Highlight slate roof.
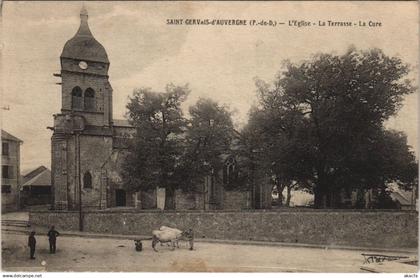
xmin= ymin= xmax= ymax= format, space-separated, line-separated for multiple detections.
xmin=1 ymin=129 xmax=23 ymax=143
xmin=22 ymin=166 xmax=51 ymax=187
xmin=22 ymin=166 xmax=47 ymax=184
xmin=113 ymin=119 xmax=133 ymax=127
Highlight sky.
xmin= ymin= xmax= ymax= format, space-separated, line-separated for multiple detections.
xmin=1 ymin=1 xmax=418 ymax=172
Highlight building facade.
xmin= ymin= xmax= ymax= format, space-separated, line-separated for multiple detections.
xmin=1 ymin=130 xmax=23 ymax=212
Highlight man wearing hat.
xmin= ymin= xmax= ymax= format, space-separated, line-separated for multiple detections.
xmin=47 ymin=225 xmax=60 ymax=254
xmin=28 ymin=231 xmax=36 ymax=259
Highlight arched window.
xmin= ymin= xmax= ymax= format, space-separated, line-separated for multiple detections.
xmin=83 ymin=171 xmax=92 ymax=189
xmin=223 ymin=156 xmax=237 ymax=185
xmin=84 ymin=88 xmax=95 ymax=111
xmin=71 ymin=87 xmax=83 ymax=110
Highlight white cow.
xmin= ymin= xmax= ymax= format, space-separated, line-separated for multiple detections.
xmin=152 ymin=226 xmax=194 ymax=252
xmin=160 ymin=226 xmax=182 ymax=235
xmin=159 ymin=226 xmax=182 ymax=247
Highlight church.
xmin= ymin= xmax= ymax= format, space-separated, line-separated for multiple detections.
xmin=50 ymin=7 xmax=273 ymax=211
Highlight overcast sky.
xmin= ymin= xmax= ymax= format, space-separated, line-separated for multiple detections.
xmin=1 ymin=1 xmax=418 ymax=172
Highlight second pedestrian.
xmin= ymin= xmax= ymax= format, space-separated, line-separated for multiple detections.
xmin=28 ymin=231 xmax=36 ymax=259
xmin=47 ymin=225 xmax=60 ymax=254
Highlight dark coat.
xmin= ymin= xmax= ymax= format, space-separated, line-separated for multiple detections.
xmin=47 ymin=229 xmax=60 ymax=241
xmin=28 ymin=235 xmax=36 ymax=248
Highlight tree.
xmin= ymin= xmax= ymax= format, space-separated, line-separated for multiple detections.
xmin=235 ymin=108 xmax=272 ymax=208
xmin=180 ymin=98 xmax=236 ymax=191
xmin=242 ymin=94 xmax=313 ymax=207
xmin=122 ymin=84 xmax=189 ymax=210
xmin=251 ymin=48 xmax=417 ymax=208
xmin=359 ymin=129 xmax=418 ymax=207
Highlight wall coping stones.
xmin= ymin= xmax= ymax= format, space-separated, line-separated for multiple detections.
xmin=29 ymin=208 xmax=418 ymax=214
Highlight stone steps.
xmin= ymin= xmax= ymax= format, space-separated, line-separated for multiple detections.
xmin=1 ymin=220 xmax=31 ymax=228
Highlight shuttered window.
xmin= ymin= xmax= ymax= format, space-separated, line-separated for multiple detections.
xmin=1 ymin=185 xmax=11 ymax=193
xmin=2 ymin=142 xmax=9 ymax=156
xmin=2 ymin=165 xmax=13 ymax=179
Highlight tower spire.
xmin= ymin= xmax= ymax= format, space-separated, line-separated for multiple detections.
xmin=77 ymin=4 xmax=92 ymax=37
xmin=80 ymin=4 xmax=88 ymax=20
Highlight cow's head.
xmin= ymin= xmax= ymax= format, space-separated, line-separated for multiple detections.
xmin=181 ymin=229 xmax=194 ymax=240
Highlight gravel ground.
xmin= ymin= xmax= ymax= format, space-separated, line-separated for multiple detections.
xmin=2 ymin=232 xmax=411 ymax=273
xmin=2 ymin=212 xmax=416 ymax=273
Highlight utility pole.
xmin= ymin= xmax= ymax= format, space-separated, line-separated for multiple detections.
xmin=75 ymin=131 xmax=83 ymax=231
xmin=70 ymin=114 xmax=85 ymax=231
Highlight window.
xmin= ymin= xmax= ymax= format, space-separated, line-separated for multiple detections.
xmin=83 ymin=171 xmax=92 ymax=189
xmin=223 ymin=156 xmax=237 ymax=185
xmin=84 ymin=88 xmax=95 ymax=111
xmin=71 ymin=86 xmax=83 ymax=110
xmin=2 ymin=142 xmax=9 ymax=156
xmin=1 ymin=185 xmax=11 ymax=194
xmin=2 ymin=165 xmax=13 ymax=179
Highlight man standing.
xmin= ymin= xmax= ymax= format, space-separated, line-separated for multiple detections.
xmin=28 ymin=231 xmax=36 ymax=259
xmin=47 ymin=225 xmax=60 ymax=254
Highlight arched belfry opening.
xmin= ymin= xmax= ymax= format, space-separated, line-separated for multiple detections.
xmin=84 ymin=88 xmax=95 ymax=111
xmin=71 ymin=86 xmax=83 ymax=110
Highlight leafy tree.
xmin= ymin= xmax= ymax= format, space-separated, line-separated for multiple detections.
xmin=180 ymin=98 xmax=236 ymax=191
xmin=242 ymin=95 xmax=313 ymax=207
xmin=235 ymin=109 xmax=271 ymax=208
xmin=250 ymin=48 xmax=417 ymax=208
xmin=122 ymin=84 xmax=189 ymax=209
xmin=358 ymin=129 xmax=418 ymax=208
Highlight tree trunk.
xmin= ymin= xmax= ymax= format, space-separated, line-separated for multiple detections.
xmin=313 ymin=185 xmax=321 ymax=208
xmin=314 ymin=184 xmax=328 ymax=209
xmin=314 ymin=169 xmax=330 ymax=208
xmin=164 ymin=187 xmax=175 ymax=210
xmin=277 ymin=184 xmax=286 ymax=207
xmin=285 ymin=185 xmax=292 ymax=207
xmin=278 ymin=194 xmax=283 ymax=206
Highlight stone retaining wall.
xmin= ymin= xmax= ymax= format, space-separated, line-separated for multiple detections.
xmin=29 ymin=210 xmax=418 ymax=249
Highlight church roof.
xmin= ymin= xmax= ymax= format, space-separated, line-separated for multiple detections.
xmin=113 ymin=119 xmax=133 ymax=127
xmin=61 ymin=7 xmax=109 ymax=64
xmin=1 ymin=129 xmax=23 ymax=143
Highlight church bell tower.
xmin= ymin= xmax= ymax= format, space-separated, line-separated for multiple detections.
xmin=51 ymin=7 xmax=114 ymax=210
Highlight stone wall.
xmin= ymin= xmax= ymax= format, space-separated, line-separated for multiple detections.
xmin=29 ymin=210 xmax=418 ymax=249
xmin=140 ymin=189 xmax=157 ymax=209
xmin=175 ymin=190 xmax=197 ymax=210
xmin=223 ymin=190 xmax=250 ymax=210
